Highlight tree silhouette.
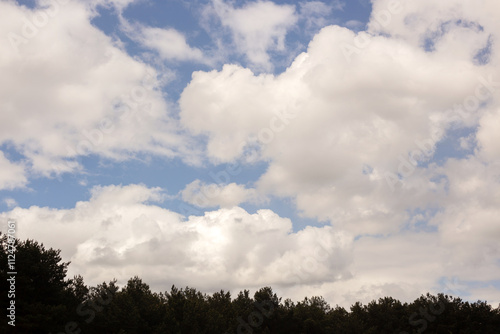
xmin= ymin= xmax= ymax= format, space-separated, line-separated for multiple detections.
xmin=0 ymin=233 xmax=77 ymax=333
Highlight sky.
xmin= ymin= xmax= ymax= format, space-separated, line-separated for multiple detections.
xmin=0 ymin=0 xmax=499 ymax=308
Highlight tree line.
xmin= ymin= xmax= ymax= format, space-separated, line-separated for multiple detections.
xmin=1 ymin=234 xmax=499 ymax=333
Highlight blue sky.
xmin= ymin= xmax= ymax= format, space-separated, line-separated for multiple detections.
xmin=1 ymin=0 xmax=499 ymax=308
xmin=0 ymin=0 xmax=374 ymax=230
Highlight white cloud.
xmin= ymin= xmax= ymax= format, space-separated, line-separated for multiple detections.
xmin=367 ymin=0 xmax=500 ymax=59
xmin=331 ymin=232 xmax=444 ymax=306
xmin=299 ymin=1 xmax=339 ymax=32
xmin=278 ymin=228 xmax=500 ymax=307
xmin=1 ymin=182 xmax=498 ymax=307
xmin=180 ymin=20 xmax=496 ymax=233
xmin=0 ymin=184 xmax=353 ymax=293
xmin=1 ymin=0 xmax=499 ymax=309
xmin=431 ymin=157 xmax=500 ymax=268
xmin=181 ymin=179 xmax=263 ymax=208
xmin=0 ymin=151 xmax=27 ymax=190
xmin=477 ymin=108 xmax=500 ymax=161
xmin=178 ymin=1 xmax=500 ymax=306
xmin=207 ymin=0 xmax=298 ymax=71
xmin=0 ymin=1 xmax=198 ymax=181
xmin=137 ymin=27 xmax=206 ymax=63
xmin=181 ymin=0 xmax=500 ymax=236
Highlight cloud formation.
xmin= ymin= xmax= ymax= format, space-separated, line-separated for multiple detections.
xmin=0 ymin=184 xmax=353 ymax=294
xmin=0 ymin=0 xmax=197 ymax=186
xmin=175 ymin=0 xmax=500 ymax=305
xmin=137 ymin=27 xmax=206 ymax=63
xmin=1 ymin=0 xmax=499 ymax=309
xmin=180 ymin=0 xmax=499 ymax=236
xmin=0 ymin=152 xmax=27 ymax=190
xmin=205 ymin=0 xmax=298 ymax=71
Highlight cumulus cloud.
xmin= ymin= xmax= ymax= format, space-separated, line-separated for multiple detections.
xmin=0 ymin=184 xmax=353 ymax=293
xmin=180 ymin=0 xmax=500 ymax=235
xmin=205 ymin=0 xmax=298 ymax=71
xmin=1 ymin=183 xmax=498 ymax=306
xmin=178 ymin=1 xmax=500 ymax=306
xmin=181 ymin=179 xmax=264 ymax=208
xmin=0 ymin=0 xmax=198 ymax=183
xmin=2 ymin=0 xmax=500 ymax=309
xmin=178 ymin=0 xmax=499 ymax=306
